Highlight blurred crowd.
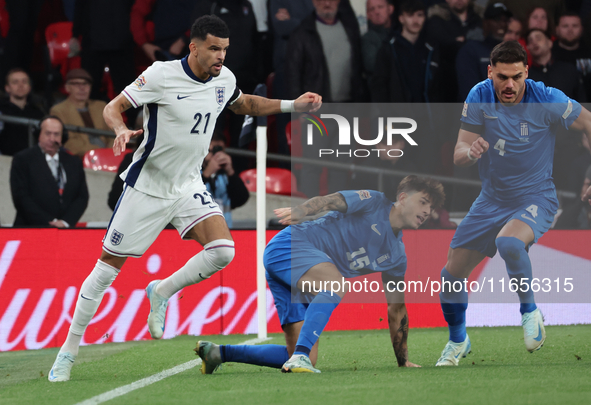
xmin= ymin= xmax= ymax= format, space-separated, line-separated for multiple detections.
xmin=1 ymin=0 xmax=591 ymax=228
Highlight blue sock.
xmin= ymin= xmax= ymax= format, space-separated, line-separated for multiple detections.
xmin=220 ymin=344 xmax=289 ymax=369
xmin=439 ymin=267 xmax=468 ymax=343
xmin=496 ymin=237 xmax=537 ymax=315
xmin=294 ymin=291 xmax=341 ymax=356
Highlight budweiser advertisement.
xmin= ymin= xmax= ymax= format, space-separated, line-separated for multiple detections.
xmin=1 ymin=229 xmax=590 ymax=352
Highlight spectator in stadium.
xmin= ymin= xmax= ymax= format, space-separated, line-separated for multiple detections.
xmin=527 ymin=28 xmax=587 ymax=192
xmin=130 ymin=0 xmax=194 ymax=62
xmin=503 ymin=16 xmax=522 ymax=42
xmin=527 ymin=29 xmax=586 ymax=101
xmin=553 ymin=12 xmax=591 ymax=100
xmin=0 ymin=0 xmax=43 ymax=87
xmin=286 ymin=0 xmax=366 ymax=197
xmin=456 ymin=2 xmax=510 ymax=101
xmin=10 ymin=115 xmax=88 ymax=227
xmin=196 ymin=176 xmax=445 ymax=373
xmin=555 ymin=165 xmax=591 ymax=229
xmin=362 ymin=0 xmax=395 ymax=77
xmin=69 ymin=0 xmax=136 ymax=101
xmin=201 ymin=133 xmax=249 ymax=228
xmin=519 ymin=7 xmax=555 ymax=66
xmin=425 ymin=0 xmax=482 ymax=102
xmin=49 ymin=68 xmax=114 ymax=159
xmin=0 ymin=68 xmax=44 ymax=156
xmin=270 ymin=0 xmax=315 ymax=157
xmin=371 ymin=0 xmax=441 ymax=103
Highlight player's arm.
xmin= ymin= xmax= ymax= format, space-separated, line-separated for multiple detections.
xmin=453 ymin=129 xmax=489 ymax=167
xmin=568 ymin=106 xmax=591 ymax=203
xmin=382 ymin=273 xmax=420 ymax=368
xmin=227 ymin=92 xmax=322 ymax=116
xmin=275 ymin=192 xmax=347 ymax=225
xmin=103 ymin=94 xmax=143 ymax=156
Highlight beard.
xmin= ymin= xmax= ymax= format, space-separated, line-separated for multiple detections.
xmin=560 ymin=38 xmax=580 ymax=48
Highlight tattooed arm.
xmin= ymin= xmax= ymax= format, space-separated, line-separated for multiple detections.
xmin=275 ymin=192 xmax=348 ymax=225
xmin=382 ymin=273 xmax=421 ymax=367
xmin=227 ymin=92 xmax=322 ymax=116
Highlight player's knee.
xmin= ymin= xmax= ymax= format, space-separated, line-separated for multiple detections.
xmin=204 ymin=239 xmax=235 ymax=270
xmin=496 ymin=237 xmax=525 ymax=262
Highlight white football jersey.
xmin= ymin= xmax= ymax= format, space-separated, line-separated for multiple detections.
xmin=121 ymin=56 xmax=241 ymax=199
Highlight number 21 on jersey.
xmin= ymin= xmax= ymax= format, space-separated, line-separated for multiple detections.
xmin=191 ymin=112 xmax=211 ymax=135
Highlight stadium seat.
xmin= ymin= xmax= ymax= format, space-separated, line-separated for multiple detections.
xmin=0 ymin=0 xmax=9 ymax=38
xmin=45 ymin=22 xmax=81 ymax=77
xmin=239 ymin=168 xmax=307 ymax=198
xmin=83 ymin=148 xmax=131 ymax=172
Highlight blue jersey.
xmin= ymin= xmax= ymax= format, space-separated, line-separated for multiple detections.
xmin=290 ymin=190 xmax=407 ymax=278
xmin=460 ymin=79 xmax=581 ymax=204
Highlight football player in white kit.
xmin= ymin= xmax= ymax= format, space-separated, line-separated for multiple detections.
xmin=48 ymin=15 xmax=322 ymax=382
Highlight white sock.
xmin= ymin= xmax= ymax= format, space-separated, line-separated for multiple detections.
xmin=156 ymin=239 xmax=234 ymax=299
xmin=61 ymin=260 xmax=119 ymax=355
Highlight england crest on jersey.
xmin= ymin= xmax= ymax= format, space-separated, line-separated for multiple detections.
xmin=111 ymin=229 xmax=124 ymax=246
xmin=215 ymin=87 xmax=225 ymax=105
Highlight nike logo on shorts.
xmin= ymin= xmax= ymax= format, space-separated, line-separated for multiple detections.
xmin=177 ymin=95 xmax=190 ymax=100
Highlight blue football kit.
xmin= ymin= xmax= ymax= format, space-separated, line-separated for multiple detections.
xmin=451 ymin=79 xmax=582 ymax=257
xmin=264 ymin=190 xmax=406 ymax=325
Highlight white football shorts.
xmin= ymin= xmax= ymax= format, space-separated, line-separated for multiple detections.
xmin=102 ymin=184 xmax=223 ymax=257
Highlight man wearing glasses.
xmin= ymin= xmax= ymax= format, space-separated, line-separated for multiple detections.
xmin=50 ymin=68 xmax=114 ymax=158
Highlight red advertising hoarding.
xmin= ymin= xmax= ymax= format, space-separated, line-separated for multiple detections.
xmin=1 ymin=229 xmax=590 ymax=352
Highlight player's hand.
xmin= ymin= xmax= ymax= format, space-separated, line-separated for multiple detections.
xmin=113 ymin=128 xmax=143 ymax=156
xmin=399 ymin=361 xmax=421 ymax=368
xmin=294 ymin=92 xmax=322 ymax=113
xmin=468 ymin=137 xmax=489 ymax=160
xmin=582 ymin=184 xmax=591 ymax=205
xmin=274 ymin=206 xmax=306 ymax=225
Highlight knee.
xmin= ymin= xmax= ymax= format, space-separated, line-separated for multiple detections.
xmin=495 ymin=237 xmax=524 ymax=262
xmin=205 ymin=239 xmax=235 ymax=270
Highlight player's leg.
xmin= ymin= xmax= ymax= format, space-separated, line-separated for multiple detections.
xmin=279 ymin=262 xmax=344 ymax=373
xmin=496 ymin=201 xmax=554 ymax=352
xmin=435 ymin=247 xmax=485 ymax=366
xmin=147 ymin=214 xmax=234 ymax=339
xmin=496 ymin=219 xmax=536 ymax=314
xmin=283 ymin=321 xmax=319 ymax=365
xmin=49 ymin=187 xmax=171 ymax=381
xmin=196 ymin=235 xmax=297 ymax=373
xmin=153 ymin=214 xmax=233 ymax=299
xmin=48 ymin=250 xmax=127 ymax=382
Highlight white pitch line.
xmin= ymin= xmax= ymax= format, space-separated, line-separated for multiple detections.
xmin=75 ymin=336 xmax=272 ymax=405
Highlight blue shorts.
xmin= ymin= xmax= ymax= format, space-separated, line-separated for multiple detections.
xmin=263 ymin=227 xmax=334 ymax=326
xmin=450 ymin=194 xmax=557 ymax=258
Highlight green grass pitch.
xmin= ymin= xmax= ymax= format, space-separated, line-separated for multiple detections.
xmin=1 ymin=326 xmax=590 ymax=405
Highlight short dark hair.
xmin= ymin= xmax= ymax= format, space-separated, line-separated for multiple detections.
xmin=558 ymin=11 xmax=581 ymax=24
xmin=396 ymin=175 xmax=445 ymax=209
xmin=489 ymin=40 xmax=528 ymax=66
xmin=190 ymin=15 xmax=230 ymax=41
xmin=526 ymin=28 xmax=551 ymax=41
xmin=399 ymin=0 xmax=425 ymax=15
xmin=5 ymin=68 xmax=29 ymax=84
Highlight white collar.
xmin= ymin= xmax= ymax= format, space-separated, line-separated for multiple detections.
xmin=45 ymin=152 xmax=59 ymax=164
